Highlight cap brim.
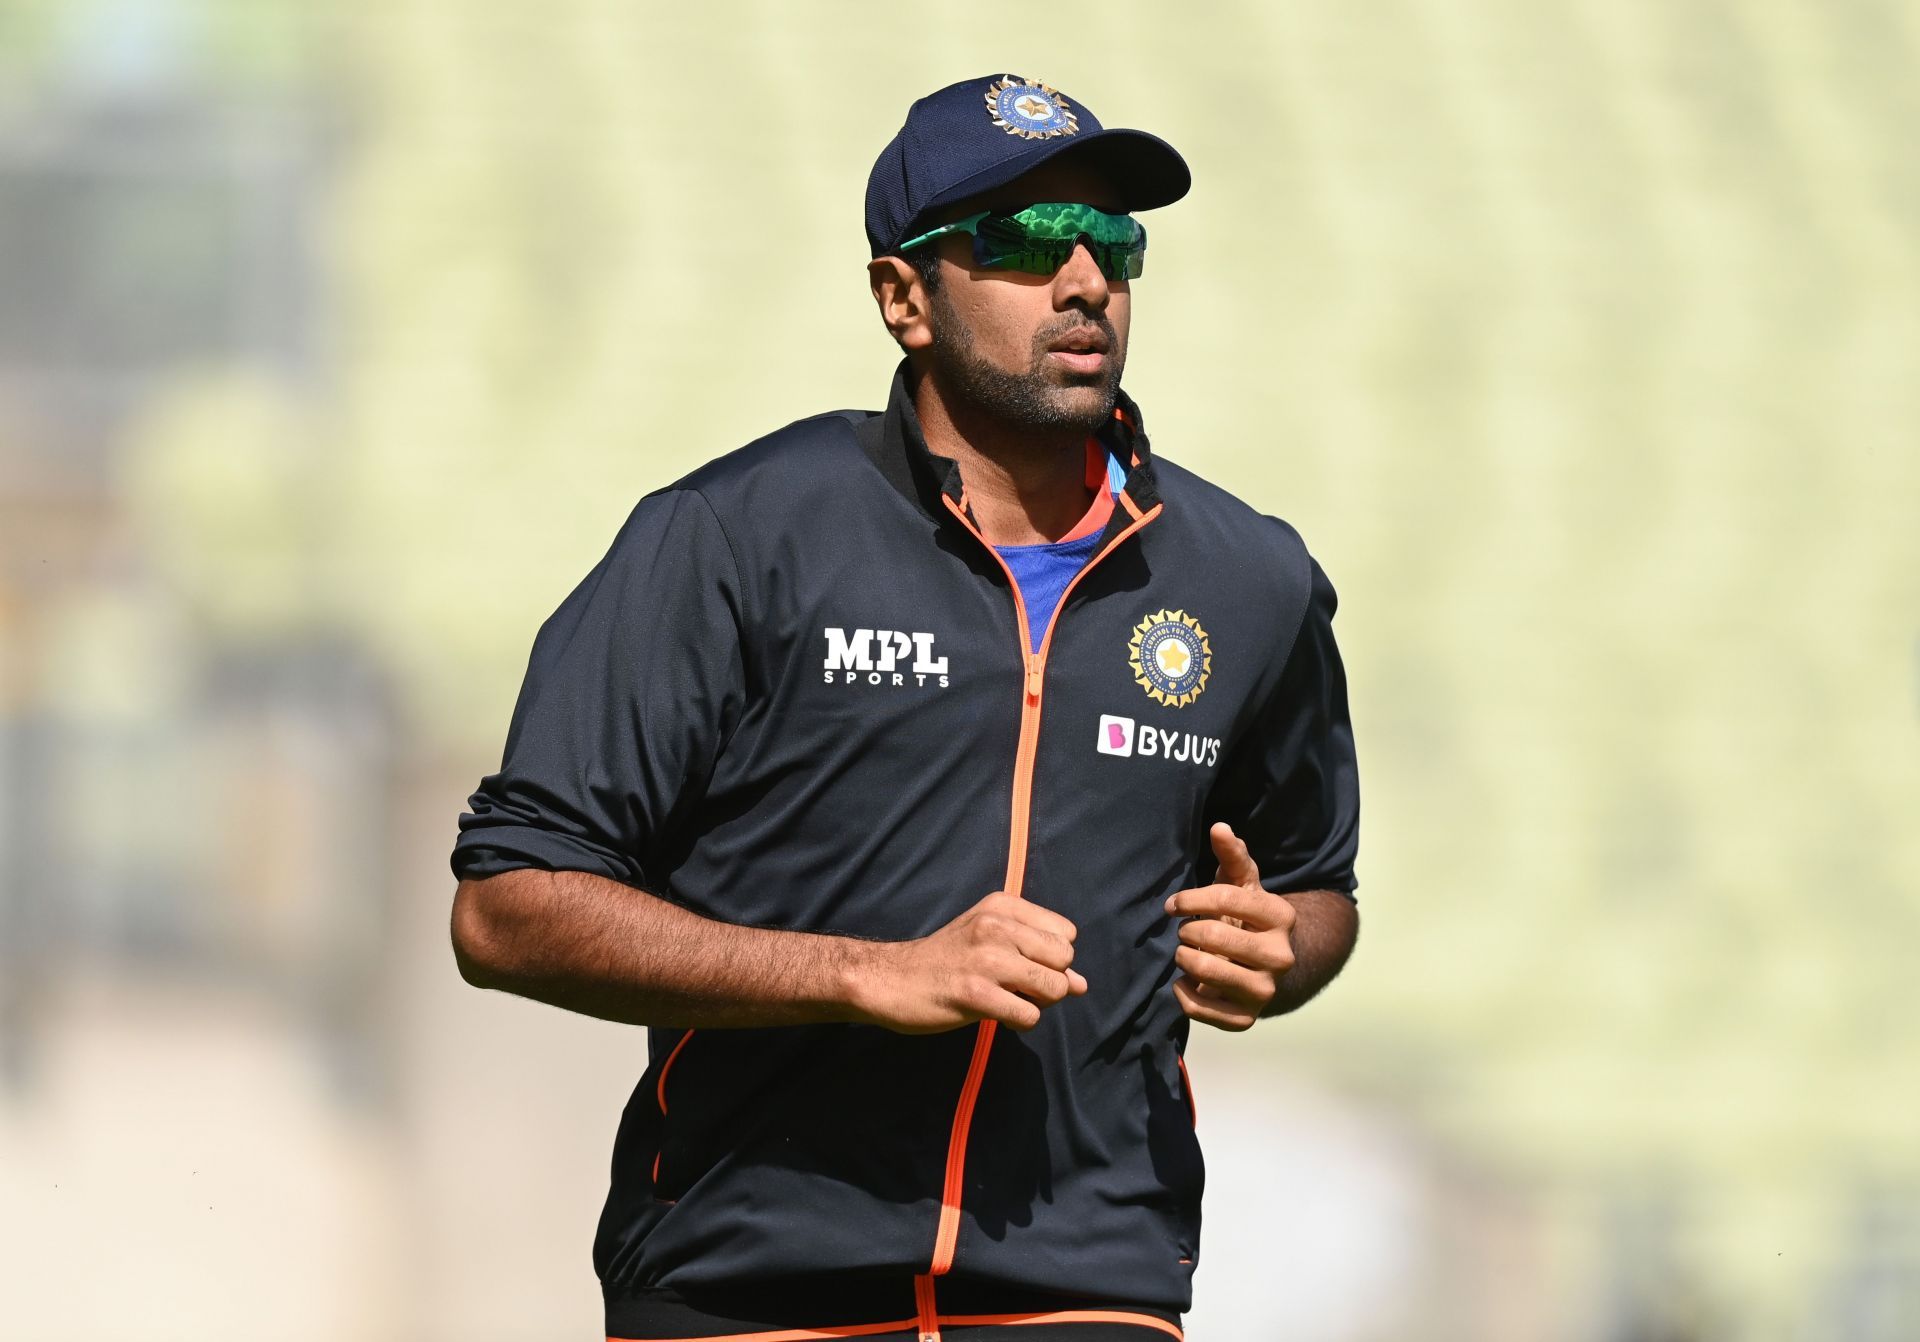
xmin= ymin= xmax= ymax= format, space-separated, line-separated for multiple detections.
xmin=899 ymin=127 xmax=1190 ymax=246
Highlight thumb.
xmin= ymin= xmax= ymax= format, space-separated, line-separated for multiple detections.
xmin=1209 ymin=822 xmax=1262 ymax=889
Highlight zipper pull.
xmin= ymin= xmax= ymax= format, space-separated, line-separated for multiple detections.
xmin=1025 ymin=657 xmax=1043 ymax=701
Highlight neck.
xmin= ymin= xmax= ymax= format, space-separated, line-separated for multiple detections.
xmin=912 ymin=368 xmax=1096 ymax=546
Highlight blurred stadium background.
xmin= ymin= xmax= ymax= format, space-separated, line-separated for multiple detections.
xmin=2 ymin=1 xmax=1916 ymax=1338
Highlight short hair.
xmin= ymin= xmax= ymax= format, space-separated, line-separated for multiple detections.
xmin=908 ymin=244 xmax=942 ymax=294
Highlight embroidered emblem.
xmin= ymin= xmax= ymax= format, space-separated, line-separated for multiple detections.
xmin=984 ymin=75 xmax=1079 ymax=140
xmin=1128 ymin=610 xmax=1211 ymax=708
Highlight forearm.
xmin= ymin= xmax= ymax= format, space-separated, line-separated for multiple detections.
xmin=451 ymin=868 xmax=881 ymax=1029
xmin=1259 ymin=889 xmax=1359 ymax=1018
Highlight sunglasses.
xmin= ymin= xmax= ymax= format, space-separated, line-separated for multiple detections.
xmin=898 ymin=201 xmax=1147 ymax=281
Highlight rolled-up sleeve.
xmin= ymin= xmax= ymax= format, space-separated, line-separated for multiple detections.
xmin=451 ymin=488 xmax=746 ymax=890
xmin=1207 ymin=551 xmax=1361 ymax=900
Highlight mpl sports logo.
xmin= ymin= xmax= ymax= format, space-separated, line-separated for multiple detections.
xmin=822 ymin=627 xmax=950 ymax=688
xmin=1096 ymin=713 xmax=1221 ymax=767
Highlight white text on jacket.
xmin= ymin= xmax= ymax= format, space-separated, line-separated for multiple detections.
xmin=822 ymin=628 xmax=951 ymax=688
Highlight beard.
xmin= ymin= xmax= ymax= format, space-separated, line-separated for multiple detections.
xmin=924 ymin=289 xmax=1125 ymax=435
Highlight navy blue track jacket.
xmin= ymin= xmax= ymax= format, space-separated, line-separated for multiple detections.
xmin=451 ymin=360 xmax=1361 ymax=1341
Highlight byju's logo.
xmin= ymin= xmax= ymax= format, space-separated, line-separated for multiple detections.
xmin=1097 ymin=714 xmax=1137 ymax=757
xmin=1095 ymin=712 xmax=1221 ymax=767
xmin=822 ymin=627 xmax=950 ymax=688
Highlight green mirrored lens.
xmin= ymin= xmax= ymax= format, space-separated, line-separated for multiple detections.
xmin=1010 ymin=202 xmax=1142 ymax=245
xmin=971 ymin=202 xmax=1146 ymax=280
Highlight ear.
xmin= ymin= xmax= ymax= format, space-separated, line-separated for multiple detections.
xmin=868 ymin=255 xmax=935 ymax=353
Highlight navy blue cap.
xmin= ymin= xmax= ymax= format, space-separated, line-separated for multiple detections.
xmin=865 ymin=74 xmax=1191 ymax=258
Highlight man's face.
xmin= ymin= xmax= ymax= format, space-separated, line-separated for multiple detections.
xmin=917 ymin=157 xmax=1132 ymax=435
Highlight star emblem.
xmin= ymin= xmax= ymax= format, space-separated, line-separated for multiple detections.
xmin=1127 ymin=609 xmax=1213 ymax=708
xmin=984 ymin=76 xmax=1080 ymax=140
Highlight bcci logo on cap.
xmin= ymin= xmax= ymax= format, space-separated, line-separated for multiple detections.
xmin=985 ymin=75 xmax=1079 ymax=140
xmin=1128 ymin=609 xmax=1211 ymax=708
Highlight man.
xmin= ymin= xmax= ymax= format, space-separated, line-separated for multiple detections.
xmin=450 ymin=73 xmax=1361 ymax=1342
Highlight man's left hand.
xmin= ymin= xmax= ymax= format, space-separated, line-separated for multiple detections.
xmin=1163 ymin=822 xmax=1296 ymax=1031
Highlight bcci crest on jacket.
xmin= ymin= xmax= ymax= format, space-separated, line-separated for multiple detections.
xmin=1129 ymin=609 xmax=1211 ymax=707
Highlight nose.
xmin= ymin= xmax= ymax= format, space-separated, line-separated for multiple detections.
xmin=1053 ymin=236 xmax=1111 ymax=311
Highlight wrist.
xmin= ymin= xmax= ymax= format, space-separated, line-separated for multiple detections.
xmin=827 ymin=934 xmax=890 ymax=1026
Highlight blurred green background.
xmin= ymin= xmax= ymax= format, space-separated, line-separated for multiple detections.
xmin=1 ymin=1 xmax=1915 ymax=1338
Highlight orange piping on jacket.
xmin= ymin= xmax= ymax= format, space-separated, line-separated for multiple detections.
xmin=607 ymin=1306 xmax=1182 ymax=1342
xmin=651 ymin=1028 xmax=696 ymax=1186
xmin=943 ymin=1309 xmax=1184 ymax=1339
xmin=608 ymin=1319 xmax=919 ymax=1342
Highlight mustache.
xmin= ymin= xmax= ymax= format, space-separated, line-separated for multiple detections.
xmin=1032 ymin=313 xmax=1118 ymax=355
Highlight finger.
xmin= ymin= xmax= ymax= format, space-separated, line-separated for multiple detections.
xmin=1174 ymin=972 xmax=1244 ymax=1015
xmin=1007 ymin=921 xmax=1078 ymax=975
xmin=1165 ymin=883 xmax=1267 ymax=926
xmin=983 ymin=986 xmax=1045 ymax=1032
xmin=997 ymin=895 xmax=1079 ymax=945
xmin=1178 ymin=919 xmax=1294 ymax=975
xmin=1209 ymin=822 xmax=1262 ymax=890
xmin=1172 ymin=974 xmax=1255 ymax=1032
xmin=1189 ymin=975 xmax=1229 ymax=1000
xmin=1174 ymin=945 xmax=1270 ymax=1008
xmin=997 ymin=950 xmax=1076 ymax=1007
xmin=1066 ymin=967 xmax=1089 ymax=995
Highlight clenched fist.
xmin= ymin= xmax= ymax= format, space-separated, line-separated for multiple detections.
xmin=848 ymin=891 xmax=1088 ymax=1034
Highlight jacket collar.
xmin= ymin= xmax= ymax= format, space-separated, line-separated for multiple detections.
xmin=855 ymin=358 xmax=1163 ymax=542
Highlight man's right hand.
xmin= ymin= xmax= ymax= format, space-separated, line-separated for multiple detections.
xmin=848 ymin=891 xmax=1087 ymax=1034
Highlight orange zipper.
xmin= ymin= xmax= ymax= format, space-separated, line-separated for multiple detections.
xmin=917 ymin=488 xmax=1163 ymax=1304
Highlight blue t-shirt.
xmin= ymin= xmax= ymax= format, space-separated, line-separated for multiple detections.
xmin=993 ymin=451 xmax=1128 ymax=654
